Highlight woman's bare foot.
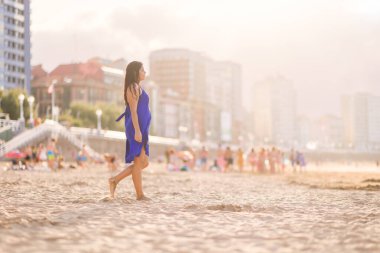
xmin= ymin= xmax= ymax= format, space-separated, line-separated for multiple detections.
xmin=136 ymin=195 xmax=151 ymax=201
xmin=108 ymin=177 xmax=117 ymax=198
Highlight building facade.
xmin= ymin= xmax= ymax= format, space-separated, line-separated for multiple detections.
xmin=149 ymin=48 xmax=242 ymax=143
xmin=31 ymin=58 xmax=126 ymax=117
xmin=0 ymin=0 xmax=31 ymax=91
xmin=342 ymin=93 xmax=380 ymax=150
xmin=253 ymin=75 xmax=297 ymax=146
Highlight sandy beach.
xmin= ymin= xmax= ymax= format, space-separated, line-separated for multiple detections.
xmin=1 ymin=163 xmax=380 ymax=253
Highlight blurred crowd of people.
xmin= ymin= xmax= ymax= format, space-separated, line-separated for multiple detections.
xmin=164 ymin=145 xmax=307 ymax=173
xmin=5 ymin=138 xmax=95 ymax=171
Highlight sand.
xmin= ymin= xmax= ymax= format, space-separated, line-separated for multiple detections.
xmin=1 ymin=163 xmax=380 ymax=253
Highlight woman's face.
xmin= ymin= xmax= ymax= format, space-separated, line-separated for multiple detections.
xmin=139 ymin=66 xmax=146 ymax=81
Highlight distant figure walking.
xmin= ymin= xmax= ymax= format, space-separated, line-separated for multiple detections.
xmin=108 ymin=61 xmax=151 ymax=200
xmin=257 ymin=148 xmax=266 ymax=173
xmin=248 ymin=148 xmax=257 ymax=173
xmin=224 ymin=146 xmax=234 ymax=172
xmin=236 ymin=148 xmax=244 ymax=173
xmin=199 ymin=146 xmax=209 ymax=171
xmin=46 ymin=138 xmax=58 ymax=171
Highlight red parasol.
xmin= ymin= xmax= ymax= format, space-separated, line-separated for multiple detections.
xmin=4 ymin=150 xmax=26 ymax=159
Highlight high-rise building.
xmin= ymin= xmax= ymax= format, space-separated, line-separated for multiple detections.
xmin=208 ymin=61 xmax=242 ymax=142
xmin=342 ymin=93 xmax=380 ymax=150
xmin=315 ymin=115 xmax=344 ymax=149
xmin=0 ymin=0 xmax=31 ymax=91
xmin=149 ymin=48 xmax=242 ymax=143
xmin=368 ymin=95 xmax=380 ymax=145
xmin=253 ymin=75 xmax=297 ymax=146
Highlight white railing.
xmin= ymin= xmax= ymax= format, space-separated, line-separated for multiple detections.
xmin=0 ymin=119 xmax=24 ymax=133
xmin=0 ymin=122 xmax=50 ymax=157
xmin=47 ymin=121 xmax=100 ymax=159
xmin=0 ymin=120 xmax=101 ymax=159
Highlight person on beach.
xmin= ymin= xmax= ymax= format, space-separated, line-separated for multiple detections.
xmin=24 ymin=145 xmax=33 ymax=170
xmin=296 ymin=151 xmax=306 ymax=172
xmin=46 ymin=138 xmax=58 ymax=171
xmin=224 ymin=146 xmax=234 ymax=172
xmin=37 ymin=143 xmax=47 ymax=165
xmin=290 ymin=148 xmax=296 ymax=172
xmin=236 ymin=148 xmax=244 ymax=173
xmin=257 ymin=148 xmax=266 ymax=173
xmin=269 ymin=147 xmax=276 ymax=173
xmin=247 ymin=148 xmax=257 ymax=173
xmin=108 ymin=61 xmax=151 ymax=200
xmin=216 ymin=144 xmax=225 ymax=172
xmin=76 ymin=144 xmax=90 ymax=168
xmin=199 ymin=146 xmax=209 ymax=171
xmin=104 ymin=153 xmax=117 ymax=172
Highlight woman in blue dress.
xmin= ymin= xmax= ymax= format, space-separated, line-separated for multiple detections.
xmin=108 ymin=61 xmax=151 ymax=200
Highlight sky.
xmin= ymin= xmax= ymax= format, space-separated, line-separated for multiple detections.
xmin=31 ymin=0 xmax=380 ymax=117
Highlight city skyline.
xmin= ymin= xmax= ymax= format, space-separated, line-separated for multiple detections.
xmin=30 ymin=0 xmax=380 ymax=117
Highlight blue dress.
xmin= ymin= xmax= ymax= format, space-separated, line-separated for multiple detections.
xmin=116 ymin=89 xmax=151 ymax=163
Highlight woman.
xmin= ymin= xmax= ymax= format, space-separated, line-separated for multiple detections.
xmin=247 ymin=148 xmax=257 ymax=173
xmin=76 ymin=144 xmax=90 ymax=168
xmin=46 ymin=138 xmax=58 ymax=171
xmin=216 ymin=144 xmax=225 ymax=172
xmin=199 ymin=146 xmax=209 ymax=171
xmin=236 ymin=148 xmax=244 ymax=173
xmin=224 ymin=146 xmax=233 ymax=172
xmin=257 ymin=148 xmax=266 ymax=173
xmin=108 ymin=61 xmax=151 ymax=200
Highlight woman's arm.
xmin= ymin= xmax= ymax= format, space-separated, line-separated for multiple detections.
xmin=127 ymin=85 xmax=142 ymax=142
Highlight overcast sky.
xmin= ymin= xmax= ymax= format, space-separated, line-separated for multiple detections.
xmin=31 ymin=0 xmax=380 ymax=117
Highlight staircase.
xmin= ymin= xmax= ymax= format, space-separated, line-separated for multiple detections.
xmin=0 ymin=120 xmax=101 ymax=159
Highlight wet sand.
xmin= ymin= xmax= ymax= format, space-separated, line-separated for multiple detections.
xmin=1 ymin=163 xmax=380 ymax=253
xmin=287 ymin=172 xmax=380 ymax=191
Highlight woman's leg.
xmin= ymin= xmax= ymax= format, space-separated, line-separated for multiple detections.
xmin=132 ymin=146 xmax=149 ymax=200
xmin=108 ymin=163 xmax=134 ymax=198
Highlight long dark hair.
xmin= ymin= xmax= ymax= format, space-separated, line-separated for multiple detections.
xmin=124 ymin=61 xmax=143 ymax=105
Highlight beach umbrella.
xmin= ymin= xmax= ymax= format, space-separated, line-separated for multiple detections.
xmin=4 ymin=150 xmax=26 ymax=159
xmin=177 ymin=150 xmax=194 ymax=161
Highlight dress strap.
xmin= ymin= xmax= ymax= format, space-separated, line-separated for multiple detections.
xmin=115 ymin=112 xmax=125 ymax=122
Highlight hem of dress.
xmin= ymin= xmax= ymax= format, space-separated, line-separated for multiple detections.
xmin=125 ymin=140 xmax=149 ymax=164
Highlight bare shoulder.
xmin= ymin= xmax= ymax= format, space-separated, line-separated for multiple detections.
xmin=126 ymin=83 xmax=142 ymax=99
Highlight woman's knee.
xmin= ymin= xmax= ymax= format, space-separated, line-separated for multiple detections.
xmin=134 ymin=158 xmax=148 ymax=169
xmin=142 ymin=159 xmax=149 ymax=169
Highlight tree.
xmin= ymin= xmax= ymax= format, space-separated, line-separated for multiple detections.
xmin=0 ymin=89 xmax=30 ymax=120
xmin=61 ymin=102 xmax=125 ymax=131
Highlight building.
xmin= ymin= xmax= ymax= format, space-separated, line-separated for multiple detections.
xmin=31 ymin=58 xmax=126 ymax=117
xmin=315 ymin=115 xmax=344 ymax=149
xmin=368 ymin=95 xmax=380 ymax=147
xmin=253 ymin=75 xmax=297 ymax=146
xmin=207 ymin=61 xmax=242 ymax=142
xmin=149 ymin=48 xmax=242 ymax=143
xmin=0 ymin=0 xmax=31 ymax=91
xmin=342 ymin=93 xmax=380 ymax=150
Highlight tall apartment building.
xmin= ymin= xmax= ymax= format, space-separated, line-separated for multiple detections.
xmin=149 ymin=48 xmax=242 ymax=143
xmin=0 ymin=0 xmax=31 ymax=91
xmin=342 ymin=93 xmax=380 ymax=150
xmin=253 ymin=75 xmax=297 ymax=146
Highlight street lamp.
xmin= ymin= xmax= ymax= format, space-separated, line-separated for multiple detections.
xmin=27 ymin=96 xmax=34 ymax=127
xmin=96 ymin=109 xmax=102 ymax=133
xmin=206 ymin=130 xmax=212 ymax=147
xmin=0 ymin=86 xmax=4 ymax=110
xmin=18 ymin=94 xmax=25 ymax=121
xmin=51 ymin=79 xmax=58 ymax=120
xmin=238 ymin=135 xmax=243 ymax=147
xmin=178 ymin=125 xmax=188 ymax=143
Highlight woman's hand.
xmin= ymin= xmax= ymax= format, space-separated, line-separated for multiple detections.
xmin=135 ymin=130 xmax=142 ymax=143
